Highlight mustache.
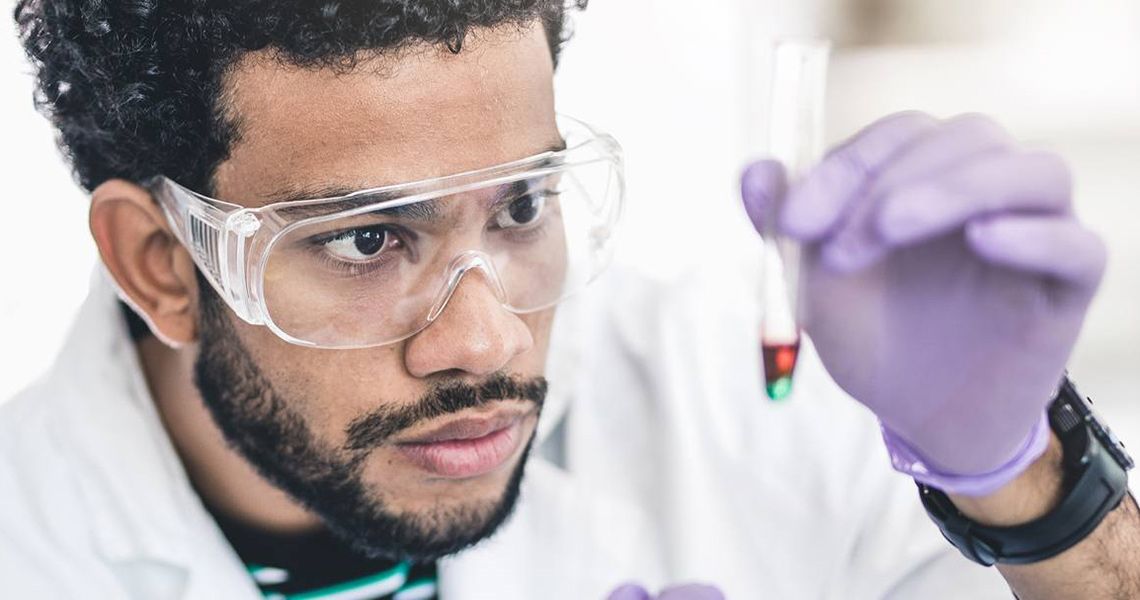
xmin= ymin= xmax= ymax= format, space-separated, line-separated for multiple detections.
xmin=343 ymin=373 xmax=548 ymax=452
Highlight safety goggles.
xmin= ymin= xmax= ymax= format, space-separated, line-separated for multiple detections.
xmin=148 ymin=115 xmax=624 ymax=349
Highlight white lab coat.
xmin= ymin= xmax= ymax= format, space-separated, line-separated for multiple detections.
xmin=0 ymin=264 xmax=1011 ymax=599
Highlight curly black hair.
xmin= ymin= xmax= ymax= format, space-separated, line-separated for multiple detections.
xmin=14 ymin=0 xmax=586 ymax=196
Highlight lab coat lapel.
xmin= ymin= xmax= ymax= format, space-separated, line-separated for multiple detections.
xmin=438 ymin=458 xmax=660 ymax=600
xmin=54 ymin=270 xmax=260 ymax=598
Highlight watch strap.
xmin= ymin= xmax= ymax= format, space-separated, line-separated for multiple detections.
xmin=918 ymin=376 xmax=1132 ymax=566
xmin=919 ymin=421 xmax=1128 ymax=565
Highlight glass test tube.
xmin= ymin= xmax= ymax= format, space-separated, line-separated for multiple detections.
xmin=759 ymin=38 xmax=830 ymax=401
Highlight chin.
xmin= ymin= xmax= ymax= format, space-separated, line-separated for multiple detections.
xmin=328 ymin=424 xmax=538 ymax=562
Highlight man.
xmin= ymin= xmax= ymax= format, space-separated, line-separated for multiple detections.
xmin=3 ymin=1 xmax=1138 ymax=598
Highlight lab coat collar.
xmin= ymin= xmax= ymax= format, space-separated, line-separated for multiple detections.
xmin=47 ymin=269 xmax=258 ymax=593
xmin=46 ymin=268 xmax=643 ymax=597
xmin=55 ymin=270 xmax=198 ymax=563
xmin=438 ymin=459 xmax=660 ymax=599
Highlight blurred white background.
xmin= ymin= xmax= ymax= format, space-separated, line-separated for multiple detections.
xmin=553 ymin=0 xmax=1140 ymax=439
xmin=2 ymin=1 xmax=1137 ymax=441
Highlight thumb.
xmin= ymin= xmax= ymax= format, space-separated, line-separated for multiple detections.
xmin=741 ymin=159 xmax=788 ymax=235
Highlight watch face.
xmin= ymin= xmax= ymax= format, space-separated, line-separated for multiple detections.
xmin=1090 ymin=415 xmax=1134 ymax=471
xmin=1055 ymin=377 xmax=1134 ymax=471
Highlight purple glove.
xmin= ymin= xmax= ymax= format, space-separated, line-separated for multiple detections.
xmin=607 ymin=583 xmax=726 ymax=600
xmin=741 ymin=112 xmax=1107 ymax=496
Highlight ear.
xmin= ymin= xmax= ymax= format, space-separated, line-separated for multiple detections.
xmin=89 ymin=179 xmax=199 ymax=347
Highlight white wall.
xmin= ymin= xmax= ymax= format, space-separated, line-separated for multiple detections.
xmin=555 ymin=0 xmax=1140 ymax=437
xmin=0 ymin=10 xmax=95 ymax=400
xmin=2 ymin=2 xmax=1138 ymax=435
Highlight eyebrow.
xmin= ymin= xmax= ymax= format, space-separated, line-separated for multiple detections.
xmin=274 ymin=191 xmax=441 ymax=221
xmin=264 ymin=141 xmax=568 ymax=207
xmin=272 ymin=176 xmax=548 ymax=223
xmin=272 ymin=172 xmax=560 ymax=228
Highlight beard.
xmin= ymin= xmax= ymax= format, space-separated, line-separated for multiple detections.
xmin=191 ymin=275 xmax=547 ymax=562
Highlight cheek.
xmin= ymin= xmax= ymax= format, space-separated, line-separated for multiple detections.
xmin=233 ymin=321 xmax=417 ymax=441
xmin=225 ymin=304 xmax=556 ymax=444
xmin=517 ymin=307 xmax=556 ymax=371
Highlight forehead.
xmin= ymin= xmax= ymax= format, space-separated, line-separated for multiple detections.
xmin=212 ymin=23 xmax=559 ymax=207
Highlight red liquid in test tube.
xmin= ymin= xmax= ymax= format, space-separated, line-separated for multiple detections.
xmin=761 ymin=339 xmax=800 ymax=400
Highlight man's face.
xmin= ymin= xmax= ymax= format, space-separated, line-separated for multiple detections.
xmin=195 ymin=24 xmax=561 ymax=560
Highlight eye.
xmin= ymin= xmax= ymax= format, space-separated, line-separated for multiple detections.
xmin=494 ymin=193 xmax=548 ymax=229
xmin=321 ymin=226 xmax=401 ymax=262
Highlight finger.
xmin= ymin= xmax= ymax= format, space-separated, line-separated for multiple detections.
xmin=607 ymin=584 xmax=652 ymax=600
xmin=741 ymin=159 xmax=788 ymax=234
xmin=781 ymin=111 xmax=939 ymax=240
xmin=866 ymin=113 xmax=1017 ymax=194
xmin=965 ymin=215 xmax=1107 ymax=290
xmin=657 ymin=584 xmax=726 ymax=600
xmin=817 ymin=115 xmax=1020 ymax=273
xmin=876 ymin=150 xmax=1073 ymax=246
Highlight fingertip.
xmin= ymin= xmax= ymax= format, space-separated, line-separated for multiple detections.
xmin=1079 ymin=232 xmax=1110 ymax=288
xmin=1089 ymin=230 xmax=1109 ymax=277
xmin=741 ymin=159 xmax=787 ymax=201
xmin=942 ymin=112 xmax=1016 ymax=150
xmin=880 ymin=109 xmax=941 ymax=129
xmin=742 ymin=158 xmax=786 ymax=186
xmin=607 ymin=583 xmax=651 ymax=600
xmin=966 ymin=216 xmax=1109 ymax=289
xmin=1023 ymin=150 xmax=1074 ymax=197
xmin=741 ymin=159 xmax=787 ymax=231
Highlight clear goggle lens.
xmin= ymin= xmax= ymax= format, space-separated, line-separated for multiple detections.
xmin=260 ymin=159 xmax=620 ymax=348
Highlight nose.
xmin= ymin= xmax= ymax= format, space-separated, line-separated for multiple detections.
xmin=402 ymin=265 xmax=534 ymax=379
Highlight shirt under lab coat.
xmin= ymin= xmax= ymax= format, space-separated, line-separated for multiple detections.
xmin=0 ymin=264 xmax=1010 ymax=599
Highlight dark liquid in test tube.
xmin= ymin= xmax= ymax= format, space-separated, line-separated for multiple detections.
xmin=761 ymin=338 xmax=800 ymax=400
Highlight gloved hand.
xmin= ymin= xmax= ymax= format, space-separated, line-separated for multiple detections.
xmin=607 ymin=583 xmax=726 ymax=600
xmin=741 ymin=112 xmax=1107 ymax=496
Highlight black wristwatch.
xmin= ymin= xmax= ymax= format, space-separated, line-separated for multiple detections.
xmin=918 ymin=375 xmax=1133 ymax=566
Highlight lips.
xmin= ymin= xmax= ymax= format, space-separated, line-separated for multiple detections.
xmin=396 ymin=412 xmax=525 ymax=445
xmin=393 ymin=408 xmax=532 ymax=479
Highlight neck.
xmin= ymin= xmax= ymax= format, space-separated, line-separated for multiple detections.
xmin=137 ymin=334 xmax=322 ymax=535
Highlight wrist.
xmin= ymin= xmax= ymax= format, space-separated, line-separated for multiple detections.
xmin=914 ymin=376 xmax=1134 ymax=566
xmin=881 ymin=413 xmax=1051 ymax=497
xmin=948 ymin=432 xmax=1066 ymax=526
